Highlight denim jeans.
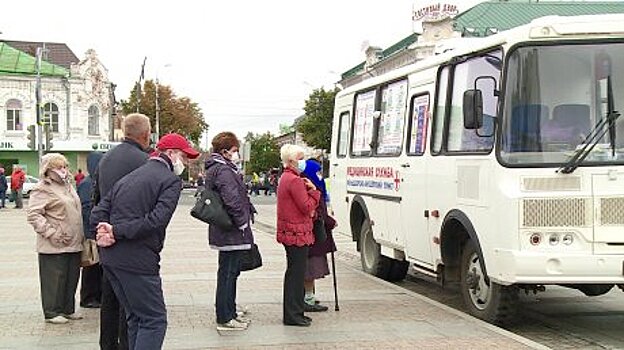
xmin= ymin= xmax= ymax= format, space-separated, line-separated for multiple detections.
xmin=215 ymin=250 xmax=244 ymax=324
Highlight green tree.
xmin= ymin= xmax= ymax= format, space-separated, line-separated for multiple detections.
xmin=296 ymin=87 xmax=339 ymax=151
xmin=279 ymin=123 xmax=294 ymax=135
xmin=245 ymin=132 xmax=280 ymax=174
xmin=120 ymin=80 xmax=208 ymax=144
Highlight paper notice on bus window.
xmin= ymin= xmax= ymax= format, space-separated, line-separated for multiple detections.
xmin=353 ymin=90 xmax=377 ymax=154
xmin=410 ymin=94 xmax=429 ymax=154
xmin=377 ymin=80 xmax=407 ymax=155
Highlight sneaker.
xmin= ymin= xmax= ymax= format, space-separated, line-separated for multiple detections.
xmin=236 ymin=314 xmax=251 ymax=324
xmin=64 ymin=313 xmax=83 ymax=320
xmin=217 ymin=319 xmax=248 ymax=331
xmin=45 ymin=316 xmax=69 ymax=324
xmin=236 ymin=304 xmax=249 ymax=315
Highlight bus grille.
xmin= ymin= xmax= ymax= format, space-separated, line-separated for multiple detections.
xmin=522 ymin=198 xmax=590 ymax=227
xmin=600 ymin=197 xmax=624 ymax=226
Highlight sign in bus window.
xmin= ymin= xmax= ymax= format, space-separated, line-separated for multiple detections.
xmin=377 ymin=79 xmax=408 ymax=155
xmin=352 ymin=90 xmax=377 ymax=156
xmin=408 ymin=94 xmax=429 ymax=155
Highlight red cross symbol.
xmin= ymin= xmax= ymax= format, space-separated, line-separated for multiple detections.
xmin=394 ymin=171 xmax=401 ymax=191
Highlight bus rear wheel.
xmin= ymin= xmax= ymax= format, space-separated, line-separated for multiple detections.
xmin=460 ymin=241 xmax=518 ymax=324
xmin=360 ymin=219 xmax=393 ymax=279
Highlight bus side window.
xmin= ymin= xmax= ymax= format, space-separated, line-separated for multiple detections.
xmin=337 ymin=112 xmax=350 ymax=157
xmin=351 ymin=89 xmax=377 ymax=157
xmin=447 ymin=50 xmax=501 ymax=153
xmin=431 ymin=66 xmax=450 ymax=154
xmin=406 ymin=93 xmax=430 ymax=155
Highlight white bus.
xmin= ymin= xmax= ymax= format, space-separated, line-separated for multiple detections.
xmin=329 ymin=14 xmax=624 ymax=323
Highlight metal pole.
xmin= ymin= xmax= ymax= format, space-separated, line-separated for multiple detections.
xmin=136 ymin=57 xmax=147 ymax=113
xmin=35 ymin=47 xmax=43 ymax=164
xmin=155 ymin=78 xmax=160 ymax=138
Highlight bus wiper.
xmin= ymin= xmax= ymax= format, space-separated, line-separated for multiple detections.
xmin=558 ymin=76 xmax=620 ymax=174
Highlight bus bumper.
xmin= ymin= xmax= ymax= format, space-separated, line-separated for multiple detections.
xmin=490 ymin=249 xmax=624 ymax=285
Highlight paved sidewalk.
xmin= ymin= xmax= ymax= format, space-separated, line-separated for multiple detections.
xmin=0 ymin=204 xmax=547 ymax=349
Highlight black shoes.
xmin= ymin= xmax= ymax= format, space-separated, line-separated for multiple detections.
xmin=304 ymin=303 xmax=328 ymax=312
xmin=283 ymin=318 xmax=311 ymax=327
xmin=80 ymin=301 xmax=101 ymax=308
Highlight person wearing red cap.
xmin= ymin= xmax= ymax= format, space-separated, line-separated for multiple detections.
xmin=91 ymin=133 xmax=199 ymax=350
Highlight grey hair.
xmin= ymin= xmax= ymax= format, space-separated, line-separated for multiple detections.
xmin=122 ymin=113 xmax=151 ymax=139
xmin=280 ymin=144 xmax=305 ymax=166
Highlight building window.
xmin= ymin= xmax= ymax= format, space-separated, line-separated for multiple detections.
xmin=88 ymin=105 xmax=99 ymax=135
xmin=6 ymin=99 xmax=22 ymax=131
xmin=42 ymin=103 xmax=59 ymax=132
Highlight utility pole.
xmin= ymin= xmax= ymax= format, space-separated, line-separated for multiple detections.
xmin=35 ymin=47 xmax=43 ymax=164
xmin=155 ymin=78 xmax=160 ymax=138
xmin=136 ymin=57 xmax=147 ymax=113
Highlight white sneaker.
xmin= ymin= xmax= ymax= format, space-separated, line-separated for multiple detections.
xmin=64 ymin=313 xmax=83 ymax=320
xmin=217 ymin=318 xmax=248 ymax=331
xmin=236 ymin=315 xmax=251 ymax=324
xmin=236 ymin=304 xmax=249 ymax=315
xmin=45 ymin=316 xmax=69 ymax=324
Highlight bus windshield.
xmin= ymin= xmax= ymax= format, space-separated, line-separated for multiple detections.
xmin=499 ymin=42 xmax=624 ymax=167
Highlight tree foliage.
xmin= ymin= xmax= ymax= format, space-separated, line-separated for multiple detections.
xmin=296 ymin=87 xmax=339 ymax=151
xmin=244 ymin=132 xmax=280 ymax=175
xmin=120 ymin=80 xmax=208 ymax=144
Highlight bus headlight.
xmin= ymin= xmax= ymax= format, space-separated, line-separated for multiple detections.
xmin=530 ymin=233 xmax=542 ymax=246
xmin=562 ymin=233 xmax=574 ymax=245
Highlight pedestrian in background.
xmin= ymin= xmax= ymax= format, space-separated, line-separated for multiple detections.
xmin=74 ymin=169 xmax=85 ymax=187
xmin=0 ymin=167 xmax=7 ymax=208
xmin=11 ymin=164 xmax=25 ymax=209
xmin=195 ymin=173 xmax=205 ymax=198
xmin=91 ymin=133 xmax=199 ymax=350
xmin=77 ymin=152 xmax=103 ymax=308
xmin=91 ymin=113 xmax=151 ymax=350
xmin=301 ymin=159 xmax=336 ymax=312
xmin=205 ymin=132 xmax=256 ymax=331
xmin=276 ymin=144 xmax=320 ymax=327
xmin=26 ymin=153 xmax=84 ymax=324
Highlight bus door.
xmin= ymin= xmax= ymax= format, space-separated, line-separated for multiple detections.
xmin=329 ymin=109 xmax=351 ymax=236
xmin=400 ymin=92 xmax=433 ymax=266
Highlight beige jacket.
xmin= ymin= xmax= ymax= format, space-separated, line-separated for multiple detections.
xmin=27 ymin=173 xmax=84 ymax=254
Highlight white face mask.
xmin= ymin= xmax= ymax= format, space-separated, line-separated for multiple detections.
xmin=52 ymin=168 xmax=68 ymax=180
xmin=173 ymin=156 xmax=185 ymax=176
xmin=230 ymin=151 xmax=240 ymax=163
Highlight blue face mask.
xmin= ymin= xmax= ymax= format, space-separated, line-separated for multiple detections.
xmin=297 ymin=159 xmax=307 ymax=172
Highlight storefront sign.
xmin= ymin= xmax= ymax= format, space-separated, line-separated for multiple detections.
xmin=0 ymin=141 xmax=15 ymax=149
xmin=412 ymin=2 xmax=459 ymax=22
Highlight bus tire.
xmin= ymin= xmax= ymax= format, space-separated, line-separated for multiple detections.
xmin=360 ymin=218 xmax=392 ymax=279
xmin=460 ymin=241 xmax=518 ymax=324
xmin=387 ymin=260 xmax=409 ymax=282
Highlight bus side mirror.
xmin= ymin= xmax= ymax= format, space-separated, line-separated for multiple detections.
xmin=463 ymin=89 xmax=483 ymax=129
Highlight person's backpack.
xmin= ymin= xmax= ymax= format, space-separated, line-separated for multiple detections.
xmin=190 ymin=166 xmax=234 ymax=230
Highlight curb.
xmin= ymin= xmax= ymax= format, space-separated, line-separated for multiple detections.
xmin=253 ymin=218 xmax=550 ymax=350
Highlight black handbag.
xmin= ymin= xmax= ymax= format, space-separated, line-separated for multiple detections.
xmin=313 ymin=218 xmax=327 ymax=244
xmin=240 ymin=243 xmax=263 ymax=271
xmin=190 ymin=169 xmax=234 ymax=230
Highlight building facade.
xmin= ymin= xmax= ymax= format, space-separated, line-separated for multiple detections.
xmin=0 ymin=42 xmax=118 ymax=177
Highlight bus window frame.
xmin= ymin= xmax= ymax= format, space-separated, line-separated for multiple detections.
xmin=375 ymin=78 xmax=409 ymax=157
xmin=444 ymin=48 xmax=502 ymax=156
xmin=336 ymin=111 xmax=350 ymax=158
xmin=431 ymin=64 xmax=452 ymax=156
xmin=406 ymin=92 xmax=431 ymax=156
xmin=349 ymin=86 xmax=379 ymax=158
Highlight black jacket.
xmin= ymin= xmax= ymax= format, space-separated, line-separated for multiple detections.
xmin=93 ymin=138 xmax=148 ymax=204
xmin=78 ymin=152 xmax=103 ymax=239
xmin=90 ymin=154 xmax=182 ymax=275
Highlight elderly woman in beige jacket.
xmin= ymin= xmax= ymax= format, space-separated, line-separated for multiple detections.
xmin=27 ymin=153 xmax=84 ymax=324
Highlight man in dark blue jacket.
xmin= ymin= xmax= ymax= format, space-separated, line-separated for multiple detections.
xmin=90 ymin=113 xmax=151 ymax=350
xmin=91 ymin=133 xmax=199 ymax=350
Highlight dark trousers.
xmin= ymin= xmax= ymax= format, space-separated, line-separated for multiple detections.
xmin=283 ymin=245 xmax=309 ymax=323
xmin=14 ymin=188 xmax=22 ymax=208
xmin=38 ymin=252 xmax=81 ymax=319
xmin=104 ymin=266 xmax=167 ymax=350
xmin=101 ymin=272 xmax=128 ymax=350
xmin=80 ymin=263 xmax=102 ymax=305
xmin=0 ymin=189 xmax=6 ymax=207
xmin=215 ymin=250 xmax=244 ymax=324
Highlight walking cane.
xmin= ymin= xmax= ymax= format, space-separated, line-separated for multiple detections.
xmin=330 ymin=250 xmax=339 ymax=311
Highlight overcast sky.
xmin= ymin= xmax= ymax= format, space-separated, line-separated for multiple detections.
xmin=1 ymin=0 xmax=486 ymax=145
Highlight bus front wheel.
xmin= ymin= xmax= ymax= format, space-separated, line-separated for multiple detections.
xmin=460 ymin=241 xmax=518 ymax=324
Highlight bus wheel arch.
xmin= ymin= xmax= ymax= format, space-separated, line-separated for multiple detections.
xmin=440 ymin=210 xmax=485 ymax=284
xmin=349 ymin=195 xmax=369 ymax=250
